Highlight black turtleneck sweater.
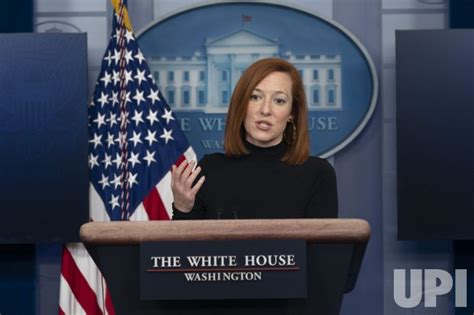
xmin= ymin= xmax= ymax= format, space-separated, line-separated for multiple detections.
xmin=173 ymin=141 xmax=338 ymax=220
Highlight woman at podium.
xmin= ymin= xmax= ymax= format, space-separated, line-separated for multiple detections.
xmin=171 ymin=58 xmax=338 ymax=220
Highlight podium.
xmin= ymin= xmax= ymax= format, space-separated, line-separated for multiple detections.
xmin=81 ymin=219 xmax=370 ymax=315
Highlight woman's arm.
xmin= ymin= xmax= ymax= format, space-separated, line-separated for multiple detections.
xmin=172 ymin=188 xmax=206 ymax=219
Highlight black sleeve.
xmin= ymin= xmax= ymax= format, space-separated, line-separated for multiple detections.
xmin=172 ymin=156 xmax=208 ymax=220
xmin=304 ymin=160 xmax=338 ymax=218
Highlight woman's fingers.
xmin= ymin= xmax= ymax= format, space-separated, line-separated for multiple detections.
xmin=181 ymin=160 xmax=195 ymax=184
xmin=172 ymin=160 xmax=191 ymax=186
xmin=185 ymin=166 xmax=202 ymax=186
xmin=172 ymin=160 xmax=201 ymax=190
xmin=171 ymin=165 xmax=177 ymax=186
xmin=174 ymin=160 xmax=188 ymax=182
xmin=191 ymin=176 xmax=206 ymax=195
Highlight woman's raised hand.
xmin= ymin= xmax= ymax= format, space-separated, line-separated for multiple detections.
xmin=171 ymin=160 xmax=206 ymax=213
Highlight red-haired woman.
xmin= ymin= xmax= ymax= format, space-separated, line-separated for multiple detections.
xmin=171 ymin=58 xmax=338 ymax=219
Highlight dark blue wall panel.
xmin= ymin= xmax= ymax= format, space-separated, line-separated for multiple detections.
xmin=0 ymin=33 xmax=89 ymax=243
xmin=450 ymin=0 xmax=474 ymax=29
xmin=0 ymin=245 xmax=35 ymax=315
xmin=0 ymin=2 xmax=33 ymax=33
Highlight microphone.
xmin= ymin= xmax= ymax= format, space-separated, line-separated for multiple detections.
xmin=231 ymin=206 xmax=239 ymax=219
xmin=215 ymin=207 xmax=239 ymax=219
xmin=216 ymin=208 xmax=223 ymax=219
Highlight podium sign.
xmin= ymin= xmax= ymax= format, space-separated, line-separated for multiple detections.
xmin=140 ymin=239 xmax=306 ymax=300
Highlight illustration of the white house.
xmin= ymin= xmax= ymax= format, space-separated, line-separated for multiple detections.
xmin=148 ymin=29 xmax=342 ymax=113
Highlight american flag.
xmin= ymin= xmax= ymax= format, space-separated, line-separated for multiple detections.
xmin=59 ymin=0 xmax=195 ymax=313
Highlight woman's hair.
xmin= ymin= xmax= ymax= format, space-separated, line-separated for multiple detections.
xmin=224 ymin=57 xmax=310 ymax=165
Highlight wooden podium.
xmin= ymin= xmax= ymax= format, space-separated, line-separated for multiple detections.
xmin=81 ymin=219 xmax=370 ymax=315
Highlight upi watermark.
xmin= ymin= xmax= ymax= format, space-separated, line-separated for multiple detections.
xmin=394 ymin=269 xmax=467 ymax=308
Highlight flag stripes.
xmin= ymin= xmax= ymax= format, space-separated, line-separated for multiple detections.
xmin=60 ymin=244 xmax=114 ymax=315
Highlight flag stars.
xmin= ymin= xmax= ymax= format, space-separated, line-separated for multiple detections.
xmin=124 ymin=29 xmax=135 ymax=43
xmin=128 ymin=172 xmax=139 ymax=188
xmin=143 ymin=150 xmax=156 ymax=166
xmin=90 ymin=18 xmax=193 ymax=216
xmin=115 ymin=132 xmax=127 ymax=146
xmin=146 ymin=109 xmax=159 ymax=126
xmin=109 ymin=91 xmax=119 ymax=106
xmin=109 ymin=194 xmax=120 ymax=210
xmin=112 ymin=70 xmax=120 ymax=86
xmin=119 ymin=112 xmax=129 ymax=127
xmin=107 ymin=112 xmax=118 ymax=128
xmin=89 ymin=133 xmax=102 ymax=149
xmin=88 ymin=14 xmax=196 ymax=221
xmin=93 ymin=113 xmax=106 ymax=129
xmin=88 ymin=154 xmax=99 ymax=169
xmin=104 ymin=50 xmax=112 ymax=66
xmin=124 ymin=49 xmax=134 ymax=65
xmin=98 ymin=174 xmax=110 ymax=189
xmin=161 ymin=108 xmax=175 ymax=124
xmin=100 ymin=71 xmax=112 ymax=87
xmin=106 ymin=132 xmax=115 ymax=148
xmin=147 ymin=88 xmax=160 ymax=104
xmin=97 ymin=92 xmax=109 ymax=107
xmin=134 ymin=50 xmax=146 ymax=64
xmin=134 ymin=69 xmax=146 ymax=86
xmin=128 ymin=152 xmax=141 ymax=168
xmin=123 ymin=70 xmax=133 ymax=85
xmin=129 ymin=131 xmax=143 ymax=147
xmin=160 ymin=128 xmax=174 ymax=144
xmin=110 ymin=174 xmax=122 ymax=189
xmin=102 ymin=153 xmax=112 ymax=169
xmin=132 ymin=89 xmax=145 ymax=106
xmin=145 ymin=130 xmax=158 ymax=146
xmin=111 ymin=48 xmax=121 ymax=65
xmin=124 ymin=91 xmax=132 ymax=105
xmin=112 ymin=153 xmax=122 ymax=169
xmin=131 ymin=110 xmax=144 ymax=126
xmin=112 ymin=27 xmax=121 ymax=40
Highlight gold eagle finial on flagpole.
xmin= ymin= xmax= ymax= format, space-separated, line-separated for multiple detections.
xmin=111 ymin=0 xmax=133 ymax=31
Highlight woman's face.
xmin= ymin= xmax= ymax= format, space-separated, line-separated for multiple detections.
xmin=243 ymin=71 xmax=293 ymax=147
